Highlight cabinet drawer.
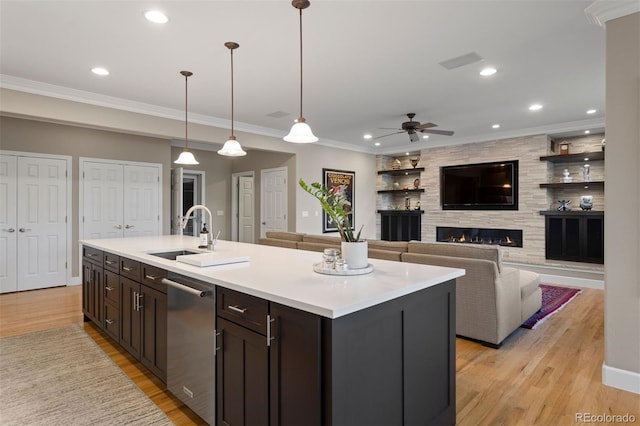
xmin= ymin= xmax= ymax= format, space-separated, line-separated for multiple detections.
xmin=83 ymin=246 xmax=103 ymax=266
xmin=104 ymin=252 xmax=120 ymax=273
xmin=104 ymin=302 xmax=120 ymax=341
xmin=141 ymin=264 xmax=168 ymax=294
xmin=103 ymin=270 xmax=120 ymax=306
xmin=120 ymin=258 xmax=141 ymax=281
xmin=217 ymin=287 xmax=269 ymax=335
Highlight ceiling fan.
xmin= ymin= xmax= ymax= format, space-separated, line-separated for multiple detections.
xmin=375 ymin=113 xmax=455 ymax=142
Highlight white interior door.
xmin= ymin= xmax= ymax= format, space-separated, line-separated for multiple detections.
xmin=123 ymin=165 xmax=160 ymax=237
xmin=238 ymin=176 xmax=255 ymax=243
xmin=0 ymin=155 xmax=18 ymax=293
xmin=171 ymin=167 xmax=183 ymax=234
xmin=16 ymin=156 xmax=67 ymax=291
xmin=83 ymin=161 xmax=124 ymax=239
xmin=261 ymin=167 xmax=287 ymax=237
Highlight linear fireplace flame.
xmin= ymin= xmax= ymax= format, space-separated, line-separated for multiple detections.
xmin=436 ymin=227 xmax=523 ymax=248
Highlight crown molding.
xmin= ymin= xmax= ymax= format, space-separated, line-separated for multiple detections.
xmin=585 ymin=1 xmax=640 ymax=27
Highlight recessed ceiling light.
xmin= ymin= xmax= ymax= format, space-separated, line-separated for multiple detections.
xmin=363 ymin=134 xmax=372 ymax=139
xmin=492 ymin=124 xmax=500 ymax=129
xmin=422 ymin=135 xmax=429 ymax=139
xmin=528 ymin=103 xmax=543 ymax=111
xmin=91 ymin=67 xmax=109 ymax=76
xmin=374 ymin=142 xmax=381 ymax=146
xmin=586 ymin=109 xmax=596 ymax=114
xmin=405 ymin=152 xmax=410 ymax=156
xmin=145 ymin=10 xmax=168 ymax=24
xmin=584 ymin=130 xmax=591 ymax=134
xmin=479 ymin=67 xmax=497 ymax=77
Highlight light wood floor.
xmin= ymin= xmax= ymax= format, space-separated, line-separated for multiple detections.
xmin=1 ymin=285 xmax=638 ymax=425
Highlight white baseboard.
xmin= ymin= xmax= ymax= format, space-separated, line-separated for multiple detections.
xmin=602 ymin=363 xmax=640 ymax=394
xmin=68 ymin=276 xmax=82 ymax=286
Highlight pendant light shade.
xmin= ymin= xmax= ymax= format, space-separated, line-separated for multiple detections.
xmin=218 ymin=42 xmax=247 ymax=157
xmin=175 ymin=70 xmax=199 ymax=165
xmin=284 ymin=0 xmax=318 ymax=144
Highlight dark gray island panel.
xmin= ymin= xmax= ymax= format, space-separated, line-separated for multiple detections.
xmin=323 ymin=279 xmax=456 ymax=426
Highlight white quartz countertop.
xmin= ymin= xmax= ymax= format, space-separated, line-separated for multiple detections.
xmin=80 ymin=235 xmax=465 ymax=319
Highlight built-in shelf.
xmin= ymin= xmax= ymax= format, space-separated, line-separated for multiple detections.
xmin=539 ymin=210 xmax=604 ymax=216
xmin=539 ymin=151 xmax=604 ymax=163
xmin=377 ymin=210 xmax=424 ymax=214
xmin=377 ymin=167 xmax=424 ymax=176
xmin=377 ymin=188 xmax=425 ymax=194
xmin=539 ymin=181 xmax=604 ymax=189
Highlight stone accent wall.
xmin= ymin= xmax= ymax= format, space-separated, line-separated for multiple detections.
xmin=375 ymin=133 xmax=605 ymax=265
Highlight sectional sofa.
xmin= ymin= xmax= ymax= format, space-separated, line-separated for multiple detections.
xmin=258 ymin=231 xmax=541 ymax=347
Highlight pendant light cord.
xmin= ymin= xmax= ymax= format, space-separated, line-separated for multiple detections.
xmin=299 ymin=7 xmax=303 ymax=119
xmin=230 ymin=47 xmax=235 ymax=137
xmin=184 ymin=73 xmax=189 ymax=150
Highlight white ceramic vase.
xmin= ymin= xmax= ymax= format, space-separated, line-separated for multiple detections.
xmin=341 ymin=240 xmax=368 ymax=269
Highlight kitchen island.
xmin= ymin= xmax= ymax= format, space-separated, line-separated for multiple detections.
xmin=81 ymin=235 xmax=465 ymax=426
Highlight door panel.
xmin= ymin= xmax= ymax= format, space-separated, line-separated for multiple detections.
xmin=0 ymin=155 xmax=17 ymax=293
xmin=261 ymin=168 xmax=287 ymax=237
xmin=83 ymin=161 xmax=124 ymax=239
xmin=171 ymin=167 xmax=183 ymax=234
xmin=124 ymin=165 xmax=160 ymax=237
xmin=238 ymin=176 xmax=255 ymax=243
xmin=17 ymin=156 xmax=67 ymax=291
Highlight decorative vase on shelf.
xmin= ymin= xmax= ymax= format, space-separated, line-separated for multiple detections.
xmin=392 ymin=158 xmax=402 ymax=170
xmin=410 ymin=158 xmax=419 ymax=168
xmin=580 ymin=195 xmax=593 ymax=211
xmin=562 ymin=169 xmax=573 ymax=183
xmin=341 ymin=240 xmax=368 ymax=269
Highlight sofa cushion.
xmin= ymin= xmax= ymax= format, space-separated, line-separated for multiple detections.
xmin=519 ymin=269 xmax=540 ymax=298
xmin=297 ymin=241 xmax=338 ymax=253
xmin=302 ymin=234 xmax=342 ymax=245
xmin=367 ymin=240 xmax=408 ymax=252
xmin=407 ymin=242 xmax=503 ymax=272
xmin=265 ymin=231 xmax=304 ymax=242
xmin=258 ymin=238 xmax=298 ymax=249
xmin=368 ymin=248 xmax=402 ymax=262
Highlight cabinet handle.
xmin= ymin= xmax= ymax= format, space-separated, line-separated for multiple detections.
xmin=86 ymin=253 xmax=95 ymax=257
xmin=113 ymin=224 xmax=122 ymax=229
xmin=105 ymin=319 xmax=114 ymax=325
xmin=105 ymin=286 xmax=114 ymax=292
xmin=137 ymin=293 xmax=144 ymax=311
xmin=227 ymin=305 xmax=247 ymax=314
xmin=125 ymin=224 xmax=134 ymax=229
xmin=145 ymin=274 xmax=158 ymax=281
xmin=105 ymin=260 xmax=115 ymax=265
xmin=214 ymin=330 xmax=222 ymax=353
xmin=2 ymin=228 xmax=15 ymax=233
xmin=266 ymin=315 xmax=275 ymax=347
xmin=18 ymin=228 xmax=31 ymax=232
xmin=122 ymin=266 xmax=134 ymax=272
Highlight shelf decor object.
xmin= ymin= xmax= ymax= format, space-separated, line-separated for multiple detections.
xmin=410 ymin=158 xmax=419 ymax=168
xmin=218 ymin=42 xmax=247 ymax=157
xmin=284 ymin=0 xmax=318 ymax=143
xmin=174 ymin=71 xmax=199 ymax=165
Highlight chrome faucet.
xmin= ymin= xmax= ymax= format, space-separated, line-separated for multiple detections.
xmin=181 ymin=205 xmax=214 ymax=249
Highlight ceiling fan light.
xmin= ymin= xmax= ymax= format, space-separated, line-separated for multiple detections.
xmin=218 ymin=137 xmax=247 ymax=156
xmin=284 ymin=119 xmax=318 ymax=143
xmin=174 ymin=150 xmax=199 ymax=165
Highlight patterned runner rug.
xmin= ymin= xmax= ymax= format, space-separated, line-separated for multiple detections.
xmin=521 ymin=284 xmax=582 ymax=329
xmin=0 ymin=325 xmax=173 ymax=426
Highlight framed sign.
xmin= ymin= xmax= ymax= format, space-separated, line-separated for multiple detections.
xmin=322 ymin=168 xmax=355 ymax=233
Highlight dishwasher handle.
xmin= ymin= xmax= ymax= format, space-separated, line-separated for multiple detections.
xmin=162 ymin=278 xmax=207 ymax=298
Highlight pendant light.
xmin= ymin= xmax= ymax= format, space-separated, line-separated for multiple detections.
xmin=174 ymin=70 xmax=199 ymax=165
xmin=284 ymin=0 xmax=318 ymax=143
xmin=218 ymin=42 xmax=247 ymax=156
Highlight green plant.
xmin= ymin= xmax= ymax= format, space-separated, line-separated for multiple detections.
xmin=299 ymin=179 xmax=363 ymax=242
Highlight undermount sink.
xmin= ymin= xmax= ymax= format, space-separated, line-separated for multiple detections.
xmin=148 ymin=250 xmax=201 ymax=260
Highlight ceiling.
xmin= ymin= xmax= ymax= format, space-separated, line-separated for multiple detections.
xmin=0 ymin=1 xmax=606 ymax=155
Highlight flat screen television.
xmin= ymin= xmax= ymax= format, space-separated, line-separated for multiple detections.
xmin=441 ymin=160 xmax=518 ymax=210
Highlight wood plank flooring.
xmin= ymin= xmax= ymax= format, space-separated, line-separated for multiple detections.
xmin=1 ymin=284 xmax=638 ymax=425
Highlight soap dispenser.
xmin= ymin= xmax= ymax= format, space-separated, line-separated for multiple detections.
xmin=199 ymin=223 xmax=209 ymax=248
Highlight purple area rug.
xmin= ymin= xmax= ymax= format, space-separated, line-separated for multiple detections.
xmin=521 ymin=284 xmax=582 ymax=329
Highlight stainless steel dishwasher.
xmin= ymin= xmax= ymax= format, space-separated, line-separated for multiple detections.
xmin=163 ymin=273 xmax=215 ymax=425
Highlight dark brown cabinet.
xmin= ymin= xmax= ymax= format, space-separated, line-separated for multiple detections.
xmin=120 ymin=276 xmax=142 ymax=358
xmin=216 ymin=287 xmax=322 ymax=426
xmin=378 ymin=210 xmax=423 ymax=241
xmin=542 ymin=211 xmax=604 ymax=264
xmin=103 ymin=269 xmax=120 ymax=341
xmin=82 ymin=247 xmax=103 ymax=326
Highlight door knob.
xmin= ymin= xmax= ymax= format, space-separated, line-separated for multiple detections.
xmin=19 ymin=228 xmax=31 ymax=232
xmin=2 ymin=228 xmax=15 ymax=233
xmin=113 ymin=224 xmax=123 ymax=229
xmin=262 ymin=222 xmax=266 ymax=225
xmin=125 ymin=224 xmax=134 ymax=229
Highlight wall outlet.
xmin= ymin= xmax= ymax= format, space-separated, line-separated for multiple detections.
xmin=302 ymin=211 xmax=309 ymax=217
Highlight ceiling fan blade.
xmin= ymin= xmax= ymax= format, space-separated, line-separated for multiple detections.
xmin=409 ymin=132 xmax=420 ymax=143
xmin=416 ymin=122 xmax=437 ymax=130
xmin=373 ymin=131 xmax=404 ymax=140
xmin=420 ymin=129 xmax=455 ymax=136
xmin=378 ymin=127 xmax=403 ymax=130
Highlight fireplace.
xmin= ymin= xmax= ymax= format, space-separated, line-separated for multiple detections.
xmin=436 ymin=226 xmax=523 ymax=248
